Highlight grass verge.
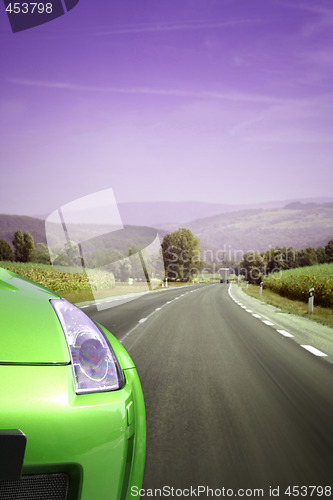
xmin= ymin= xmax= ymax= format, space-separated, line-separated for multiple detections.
xmin=240 ymin=283 xmax=333 ymax=329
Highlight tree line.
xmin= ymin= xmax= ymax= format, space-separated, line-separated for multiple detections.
xmin=0 ymin=227 xmax=205 ymax=283
xmin=239 ymin=240 xmax=333 ymax=284
xmin=2 ymin=228 xmax=332 ymax=286
xmin=0 ymin=230 xmax=51 ymax=264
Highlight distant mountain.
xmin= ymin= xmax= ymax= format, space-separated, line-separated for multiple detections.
xmin=1 ymin=200 xmax=333 ymax=259
xmin=33 ymin=197 xmax=333 ymax=227
xmin=0 ymin=215 xmax=47 ymax=246
xmin=183 ymin=203 xmax=333 ymax=255
xmin=117 ymin=201 xmax=238 ymax=227
xmin=0 ymin=214 xmax=164 ymax=254
xmin=117 ymin=199 xmax=332 ymax=227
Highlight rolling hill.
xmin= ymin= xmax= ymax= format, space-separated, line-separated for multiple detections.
xmin=0 ymin=215 xmax=46 ymax=246
xmin=1 ymin=202 xmax=333 ymax=258
xmin=183 ymin=202 xmax=333 ymax=254
xmin=0 ymin=214 xmax=164 ymax=254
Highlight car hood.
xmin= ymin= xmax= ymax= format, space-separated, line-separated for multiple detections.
xmin=0 ymin=268 xmax=70 ymax=364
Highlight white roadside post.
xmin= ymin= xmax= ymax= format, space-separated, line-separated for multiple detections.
xmin=246 ymin=281 xmax=249 ymax=289
xmin=259 ymin=281 xmax=263 ymax=297
xmin=165 ymin=277 xmax=168 ymax=288
xmin=308 ymin=287 xmax=314 ymax=314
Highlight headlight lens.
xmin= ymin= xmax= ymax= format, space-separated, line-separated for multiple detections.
xmin=51 ymin=299 xmax=124 ymax=394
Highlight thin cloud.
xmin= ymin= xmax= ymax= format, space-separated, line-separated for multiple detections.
xmin=85 ymin=18 xmax=263 ymax=37
xmin=277 ymin=1 xmax=333 ymax=37
xmin=0 ymin=18 xmax=262 ymax=39
xmin=7 ymin=77 xmax=290 ymax=105
xmin=277 ymin=1 xmax=333 ymax=16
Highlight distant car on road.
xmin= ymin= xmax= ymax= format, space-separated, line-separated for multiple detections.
xmin=0 ymin=267 xmax=146 ymax=499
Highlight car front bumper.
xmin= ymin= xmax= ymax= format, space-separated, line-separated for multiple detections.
xmin=0 ymin=363 xmax=145 ymax=499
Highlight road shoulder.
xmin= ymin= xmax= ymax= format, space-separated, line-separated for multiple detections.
xmin=229 ymin=283 xmax=333 ymax=363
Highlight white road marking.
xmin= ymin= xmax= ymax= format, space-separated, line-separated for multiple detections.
xmin=120 ymin=286 xmax=205 ymax=343
xmin=227 ymin=285 xmax=330 ymax=360
xmin=301 ymin=345 xmax=328 ymax=357
xmin=277 ymin=329 xmax=294 ymax=338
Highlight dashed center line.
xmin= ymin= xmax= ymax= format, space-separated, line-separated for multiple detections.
xmin=138 ymin=318 xmax=147 ymax=323
xmin=301 ymin=345 xmax=328 ymax=357
xmin=262 ymin=320 xmax=274 ymax=326
xmin=277 ymin=329 xmax=294 ymax=338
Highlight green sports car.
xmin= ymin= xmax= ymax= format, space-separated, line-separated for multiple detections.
xmin=0 ymin=267 xmax=146 ymax=499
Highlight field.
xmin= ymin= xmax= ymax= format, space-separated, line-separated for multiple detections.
xmin=0 ymin=261 xmax=115 ymax=296
xmin=263 ymin=263 xmax=333 ymax=308
xmin=0 ymin=261 xmax=191 ymax=304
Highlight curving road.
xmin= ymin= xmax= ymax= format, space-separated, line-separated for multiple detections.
xmin=85 ymin=284 xmax=333 ymax=496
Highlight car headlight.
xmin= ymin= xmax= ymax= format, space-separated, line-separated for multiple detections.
xmin=51 ymin=299 xmax=124 ymax=394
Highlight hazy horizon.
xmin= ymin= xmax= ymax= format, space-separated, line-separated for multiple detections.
xmin=1 ymin=195 xmax=333 ymax=220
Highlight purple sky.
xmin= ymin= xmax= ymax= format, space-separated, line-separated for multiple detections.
xmin=1 ymin=0 xmax=333 ymax=216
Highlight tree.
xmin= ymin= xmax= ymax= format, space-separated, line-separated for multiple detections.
xmin=296 ymin=247 xmax=318 ymax=267
xmin=316 ymin=246 xmax=327 ymax=264
xmin=118 ymin=259 xmax=132 ymax=282
xmin=325 ymin=239 xmax=333 ymax=263
xmin=161 ymin=228 xmax=203 ymax=281
xmin=239 ymin=251 xmax=265 ymax=284
xmin=12 ymin=230 xmax=25 ymax=262
xmin=0 ymin=240 xmax=13 ymax=261
xmin=12 ymin=230 xmax=35 ymax=262
xmin=22 ymin=232 xmax=35 ymax=262
xmin=262 ymin=246 xmax=297 ymax=273
xmin=53 ymin=240 xmax=81 ymax=267
xmin=83 ymin=248 xmax=124 ymax=268
xmin=30 ymin=243 xmax=51 ymax=264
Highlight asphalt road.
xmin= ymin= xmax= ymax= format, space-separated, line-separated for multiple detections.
xmin=86 ymin=284 xmax=333 ymax=497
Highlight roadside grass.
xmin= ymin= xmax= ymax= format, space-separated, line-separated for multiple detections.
xmin=240 ymin=283 xmax=333 ymax=329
